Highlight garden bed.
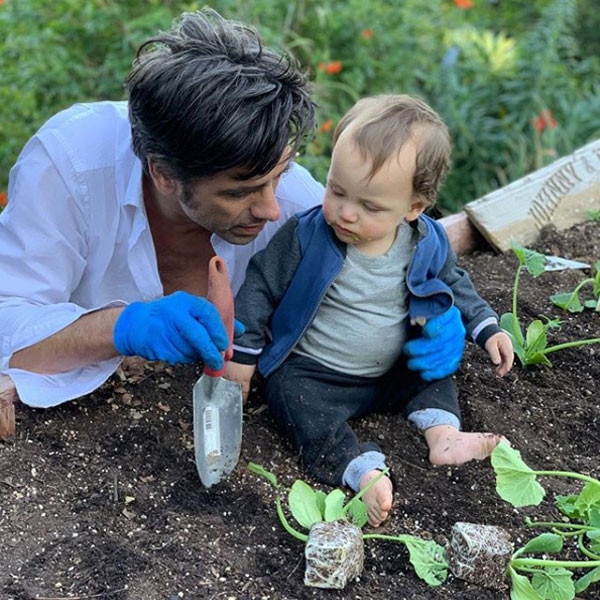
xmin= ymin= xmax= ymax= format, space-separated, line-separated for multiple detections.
xmin=1 ymin=220 xmax=599 ymax=600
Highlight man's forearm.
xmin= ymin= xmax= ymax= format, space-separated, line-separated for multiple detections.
xmin=9 ymin=307 xmax=125 ymax=374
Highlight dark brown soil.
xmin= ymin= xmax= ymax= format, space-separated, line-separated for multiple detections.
xmin=2 ymin=220 xmax=599 ymax=600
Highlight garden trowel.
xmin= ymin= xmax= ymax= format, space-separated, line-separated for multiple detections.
xmin=193 ymin=256 xmax=243 ymax=488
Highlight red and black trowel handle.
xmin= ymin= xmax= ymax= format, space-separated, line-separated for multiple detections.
xmin=204 ymin=256 xmax=234 ymax=378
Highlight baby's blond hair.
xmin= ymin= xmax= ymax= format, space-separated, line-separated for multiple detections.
xmin=333 ymin=94 xmax=451 ymax=207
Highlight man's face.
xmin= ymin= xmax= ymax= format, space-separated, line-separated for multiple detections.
xmin=176 ymin=150 xmax=292 ymax=245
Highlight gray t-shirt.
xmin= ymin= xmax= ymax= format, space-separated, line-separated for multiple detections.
xmin=294 ymin=221 xmax=415 ymax=376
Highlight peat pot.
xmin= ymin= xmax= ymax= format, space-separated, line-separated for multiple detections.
xmin=446 ymin=521 xmax=513 ymax=589
xmin=304 ymin=520 xmax=364 ymax=589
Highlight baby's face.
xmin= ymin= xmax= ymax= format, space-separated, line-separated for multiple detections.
xmin=323 ymin=131 xmax=424 ymax=256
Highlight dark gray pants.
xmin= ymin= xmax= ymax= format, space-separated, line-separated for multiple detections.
xmin=265 ymin=353 xmax=460 ymax=486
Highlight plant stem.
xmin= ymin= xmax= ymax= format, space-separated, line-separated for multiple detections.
xmin=363 ymin=533 xmax=413 ymax=542
xmin=543 ymin=337 xmax=600 ymax=355
xmin=276 ymin=496 xmax=307 ymax=542
xmin=511 ymin=557 xmax=600 ymax=570
xmin=578 ymin=535 xmax=600 ymax=560
xmin=346 ymin=468 xmax=389 ymax=506
xmin=530 ymin=470 xmax=600 ymax=486
xmin=512 ymin=264 xmax=524 ymax=345
xmin=526 ymin=521 xmax=596 ymax=531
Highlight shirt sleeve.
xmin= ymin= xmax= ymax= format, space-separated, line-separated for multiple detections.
xmin=440 ymin=245 xmax=501 ymax=348
xmin=233 ymin=216 xmax=302 ymax=361
xmin=0 ymin=135 xmax=122 ymax=406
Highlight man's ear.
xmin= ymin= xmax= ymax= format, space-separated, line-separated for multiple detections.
xmin=405 ymin=199 xmax=427 ymax=222
xmin=147 ymin=159 xmax=177 ymax=196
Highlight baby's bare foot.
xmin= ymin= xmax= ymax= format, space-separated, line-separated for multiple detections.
xmin=359 ymin=470 xmax=393 ymax=527
xmin=424 ymin=425 xmax=508 ymax=466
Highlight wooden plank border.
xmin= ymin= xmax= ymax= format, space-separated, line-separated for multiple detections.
xmin=0 ymin=374 xmax=17 ymax=438
xmin=439 ymin=211 xmax=487 ymax=256
xmin=464 ymin=139 xmax=600 ymax=253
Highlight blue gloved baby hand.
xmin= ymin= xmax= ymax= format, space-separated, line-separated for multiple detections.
xmin=403 ymin=305 xmax=466 ymax=381
xmin=114 ymin=291 xmax=230 ymax=370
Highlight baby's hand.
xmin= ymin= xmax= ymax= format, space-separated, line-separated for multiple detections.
xmin=224 ymin=361 xmax=256 ymax=404
xmin=485 ymin=331 xmax=514 ymax=377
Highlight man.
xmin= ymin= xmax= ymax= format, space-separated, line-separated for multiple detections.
xmin=0 ymin=9 xmax=323 ymax=407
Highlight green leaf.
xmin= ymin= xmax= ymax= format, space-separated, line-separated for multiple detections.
xmin=523 ymin=351 xmax=553 ymax=367
xmin=572 ymin=482 xmax=600 ymax=520
xmin=509 ymin=568 xmax=545 ymax=600
xmin=500 ymin=312 xmax=524 ymax=340
xmin=525 ymin=320 xmax=548 ymax=355
xmin=555 ymin=493 xmax=580 ymax=519
xmin=288 ymin=480 xmax=323 ymax=529
xmin=491 ymin=442 xmax=546 ymax=507
xmin=520 ymin=533 xmax=563 ymax=555
xmin=574 ymin=566 xmax=600 ymax=593
xmin=558 ymin=483 xmax=600 ymax=522
xmin=500 ymin=313 xmax=526 ymax=363
xmin=550 ymin=292 xmax=584 ymax=312
xmin=587 ymin=527 xmax=600 ymax=541
xmin=510 ymin=242 xmax=546 ymax=277
xmin=345 ymin=498 xmax=368 ymax=528
xmin=530 ymin=568 xmax=575 ymax=600
xmin=275 ymin=496 xmax=308 ymax=542
xmin=402 ymin=537 xmax=448 ymax=587
xmin=247 ymin=462 xmax=279 ymax=488
xmin=315 ymin=490 xmax=327 ymax=517
xmin=545 ymin=317 xmax=563 ymax=330
xmin=324 ymin=488 xmax=346 ymax=521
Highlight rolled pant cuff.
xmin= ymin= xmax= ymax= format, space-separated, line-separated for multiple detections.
xmin=407 ymin=407 xmax=460 ymax=431
xmin=342 ymin=450 xmax=387 ymax=492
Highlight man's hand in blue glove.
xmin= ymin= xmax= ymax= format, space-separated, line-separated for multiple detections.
xmin=403 ymin=305 xmax=466 ymax=381
xmin=113 ymin=291 xmax=238 ymax=371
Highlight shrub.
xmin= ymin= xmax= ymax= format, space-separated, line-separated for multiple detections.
xmin=1 ymin=0 xmax=599 ymax=215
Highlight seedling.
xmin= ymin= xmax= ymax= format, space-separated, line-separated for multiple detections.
xmin=550 ymin=260 xmax=600 ymax=313
xmin=500 ymin=242 xmax=600 ymax=367
xmin=491 ymin=441 xmax=600 ymax=599
xmin=250 ymin=453 xmax=600 ymax=597
xmin=586 ymin=209 xmax=600 ymax=223
xmin=247 ymin=462 xmax=448 ymax=587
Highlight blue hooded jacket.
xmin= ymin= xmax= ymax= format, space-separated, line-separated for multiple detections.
xmin=234 ymin=205 xmax=500 ymax=377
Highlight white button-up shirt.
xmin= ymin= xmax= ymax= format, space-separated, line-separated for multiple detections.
xmin=0 ymin=101 xmax=324 ymax=407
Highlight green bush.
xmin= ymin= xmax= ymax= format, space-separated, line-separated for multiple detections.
xmin=0 ymin=0 xmax=186 ymax=192
xmin=1 ymin=0 xmax=599 ymax=214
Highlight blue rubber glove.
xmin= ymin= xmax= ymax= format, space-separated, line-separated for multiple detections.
xmin=403 ymin=305 xmax=466 ymax=381
xmin=114 ymin=291 xmax=236 ymax=370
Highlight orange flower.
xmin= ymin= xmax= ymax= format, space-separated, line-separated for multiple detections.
xmin=360 ymin=28 xmax=374 ymax=40
xmin=453 ymin=0 xmax=474 ymax=8
xmin=532 ymin=109 xmax=557 ymax=133
xmin=319 ymin=119 xmax=333 ymax=134
xmin=318 ymin=61 xmax=343 ymax=75
xmin=0 ymin=192 xmax=6 ymax=207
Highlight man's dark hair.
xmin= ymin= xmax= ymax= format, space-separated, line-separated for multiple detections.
xmin=126 ymin=8 xmax=316 ymax=181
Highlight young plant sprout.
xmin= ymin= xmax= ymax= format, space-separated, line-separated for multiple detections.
xmin=500 ymin=242 xmax=600 ymax=367
xmin=586 ymin=210 xmax=600 ymax=223
xmin=250 ymin=450 xmax=600 ymax=599
xmin=247 ymin=462 xmax=448 ymax=588
xmin=550 ymin=260 xmax=600 ymax=313
xmin=491 ymin=441 xmax=600 ymax=599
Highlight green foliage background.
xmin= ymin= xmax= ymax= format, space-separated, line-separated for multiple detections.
xmin=1 ymin=0 xmax=599 ymax=213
